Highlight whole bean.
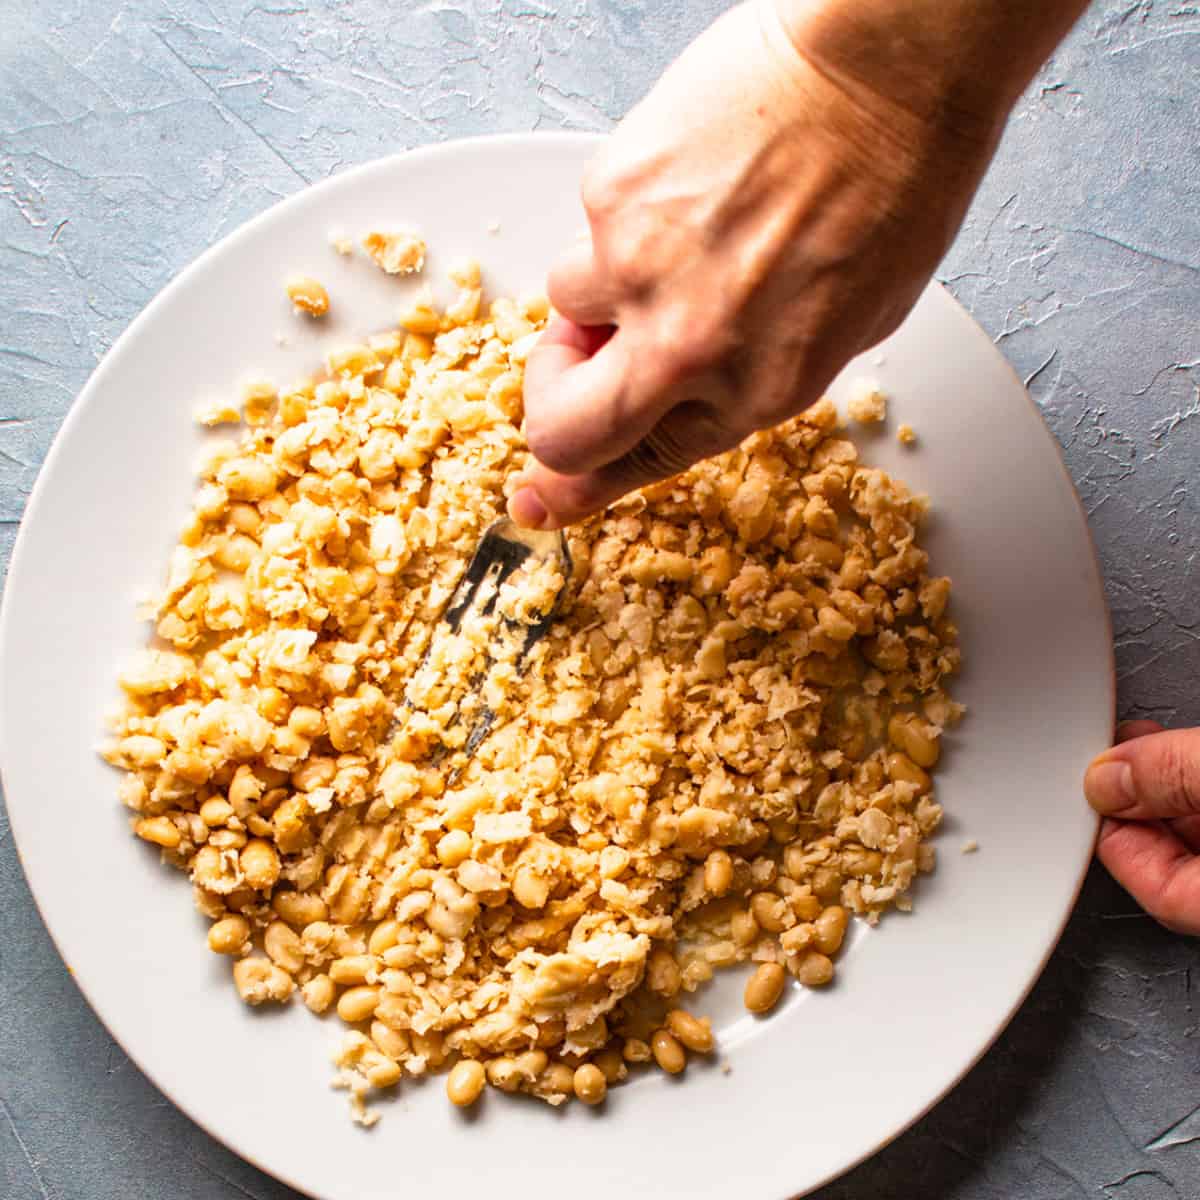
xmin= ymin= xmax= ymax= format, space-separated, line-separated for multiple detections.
xmin=329 ymin=955 xmax=377 ymax=985
xmin=368 ymin=919 xmax=400 ymax=956
xmin=750 ymin=892 xmax=789 ymax=933
xmin=437 ymin=828 xmax=472 ymax=867
xmin=272 ymin=889 xmax=328 ymax=929
xmin=446 ymin=1060 xmax=486 ymax=1107
xmin=703 ymin=849 xmax=733 ymax=897
xmin=666 ymin=1009 xmax=714 ymax=1054
xmin=650 ymin=1029 xmax=686 ymax=1075
xmin=362 ymin=1052 xmax=402 ymax=1089
xmin=135 ymin=816 xmax=180 ymax=850
xmin=573 ymin=1063 xmax=607 ymax=1105
xmin=814 ymin=906 xmax=849 ymax=956
xmin=794 ymin=951 xmax=835 ymax=988
xmin=335 ymin=985 xmax=380 ymax=1024
xmin=207 ymin=915 xmax=250 ymax=955
xmin=744 ymin=962 xmax=786 ymax=1014
xmin=240 ymin=838 xmax=280 ymax=890
xmin=782 ymin=843 xmax=809 ymax=881
xmin=199 ymin=797 xmax=233 ymax=827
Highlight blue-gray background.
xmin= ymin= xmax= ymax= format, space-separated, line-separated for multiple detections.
xmin=1 ymin=2 xmax=1198 ymax=1197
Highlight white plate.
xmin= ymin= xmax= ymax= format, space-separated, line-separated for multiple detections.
xmin=0 ymin=133 xmax=1113 ymax=1200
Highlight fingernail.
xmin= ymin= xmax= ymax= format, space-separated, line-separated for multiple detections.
xmin=507 ymin=486 xmax=549 ymax=530
xmin=1084 ymin=759 xmax=1135 ymax=815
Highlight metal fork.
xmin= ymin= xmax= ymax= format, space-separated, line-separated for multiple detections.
xmin=391 ymin=516 xmax=571 ymax=763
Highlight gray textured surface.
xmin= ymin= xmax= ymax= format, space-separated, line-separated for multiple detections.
xmin=1 ymin=1 xmax=1198 ymax=1197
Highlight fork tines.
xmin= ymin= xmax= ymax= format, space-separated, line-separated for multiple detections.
xmin=440 ymin=528 xmax=533 ymax=633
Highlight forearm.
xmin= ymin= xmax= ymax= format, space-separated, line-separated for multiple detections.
xmin=772 ymin=0 xmax=1090 ymax=139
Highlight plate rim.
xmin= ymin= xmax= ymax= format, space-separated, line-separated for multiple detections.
xmin=0 ymin=130 xmax=1114 ymax=1200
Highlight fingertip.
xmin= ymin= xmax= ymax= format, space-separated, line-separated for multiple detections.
xmin=1088 ymin=727 xmax=1200 ymax=822
xmin=1084 ymin=758 xmax=1135 ymax=816
xmin=506 ymin=485 xmax=552 ymax=531
xmin=507 ymin=465 xmax=593 ymax=529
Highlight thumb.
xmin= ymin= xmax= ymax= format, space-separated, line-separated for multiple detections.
xmin=1085 ymin=727 xmax=1200 ymax=820
xmin=523 ymin=322 xmax=689 ymax=479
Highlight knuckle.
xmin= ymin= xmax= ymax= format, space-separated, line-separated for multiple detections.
xmin=602 ymin=238 xmax=655 ymax=298
xmin=546 ymin=266 xmax=585 ymax=313
xmin=580 ymin=160 xmax=621 ymax=221
xmin=547 ymin=242 xmax=599 ymax=303
xmin=652 ymin=307 xmax=725 ymax=380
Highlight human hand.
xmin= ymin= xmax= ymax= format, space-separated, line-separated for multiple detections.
xmin=1085 ymin=721 xmax=1200 ymax=935
xmin=509 ymin=0 xmax=1085 ymax=530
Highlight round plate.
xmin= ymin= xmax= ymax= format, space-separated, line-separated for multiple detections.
xmin=0 ymin=133 xmax=1112 ymax=1200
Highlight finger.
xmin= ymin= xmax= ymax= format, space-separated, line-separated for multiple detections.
xmin=1116 ymin=720 xmax=1164 ymax=743
xmin=1170 ymin=815 xmax=1200 ymax=855
xmin=526 ymin=314 xmax=615 ymax=371
xmin=1084 ymin=727 xmax=1200 ymax=821
xmin=509 ymin=397 xmax=740 ymax=529
xmin=1096 ymin=817 xmax=1200 ymax=936
xmin=522 ymin=327 xmax=673 ymax=477
xmin=547 ymin=236 xmax=621 ymax=327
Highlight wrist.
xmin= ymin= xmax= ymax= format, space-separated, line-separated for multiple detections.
xmin=766 ymin=0 xmax=1084 ymax=145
